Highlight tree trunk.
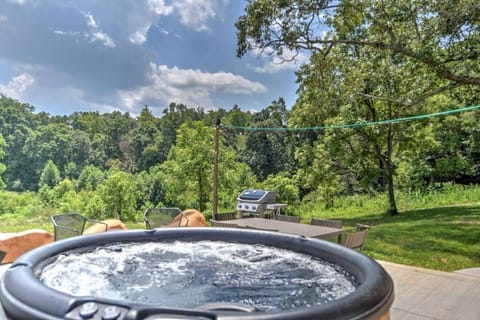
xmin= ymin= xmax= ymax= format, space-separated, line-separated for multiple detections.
xmin=385 ymin=164 xmax=398 ymax=215
xmin=198 ymin=173 xmax=205 ymax=212
xmin=385 ymin=122 xmax=398 ymax=215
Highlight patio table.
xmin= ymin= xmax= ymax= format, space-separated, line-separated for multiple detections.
xmin=219 ymin=217 xmax=343 ymax=241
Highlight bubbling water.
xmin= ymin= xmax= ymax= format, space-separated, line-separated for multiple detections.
xmin=40 ymin=241 xmax=357 ymax=312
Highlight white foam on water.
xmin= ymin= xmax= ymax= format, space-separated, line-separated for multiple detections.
xmin=40 ymin=241 xmax=356 ymax=311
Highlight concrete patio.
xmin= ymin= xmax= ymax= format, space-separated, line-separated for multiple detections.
xmin=379 ymin=261 xmax=480 ymax=320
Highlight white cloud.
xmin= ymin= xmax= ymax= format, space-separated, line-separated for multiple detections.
xmin=128 ymin=0 xmax=225 ymax=46
xmin=118 ymin=62 xmax=267 ymax=109
xmin=173 ymin=0 xmax=218 ymax=31
xmin=0 ymin=73 xmax=35 ymax=99
xmin=147 ymin=0 xmax=174 ymax=15
xmin=84 ymin=12 xmax=98 ymax=29
xmin=6 ymin=0 xmax=27 ymax=5
xmin=147 ymin=0 xmax=224 ymax=31
xmin=90 ymin=31 xmax=116 ymax=48
xmin=129 ymin=24 xmax=150 ymax=44
xmin=82 ymin=12 xmax=116 ymax=48
xmin=53 ymin=29 xmax=81 ymax=37
xmin=250 ymin=48 xmax=309 ymax=74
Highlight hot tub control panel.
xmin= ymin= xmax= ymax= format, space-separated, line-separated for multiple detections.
xmin=66 ymin=302 xmax=129 ymax=320
xmin=65 ymin=302 xmax=216 ymax=319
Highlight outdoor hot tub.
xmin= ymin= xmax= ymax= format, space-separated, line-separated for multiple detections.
xmin=0 ymin=228 xmax=394 ymax=319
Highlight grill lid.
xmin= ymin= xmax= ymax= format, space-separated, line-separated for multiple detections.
xmin=238 ymin=189 xmax=267 ymax=201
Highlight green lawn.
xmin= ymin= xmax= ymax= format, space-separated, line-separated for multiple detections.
xmin=305 ymin=204 xmax=480 ymax=271
xmin=1 ymin=204 xmax=479 ymax=272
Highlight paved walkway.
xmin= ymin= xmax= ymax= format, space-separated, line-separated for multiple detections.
xmin=379 ymin=261 xmax=480 ymax=320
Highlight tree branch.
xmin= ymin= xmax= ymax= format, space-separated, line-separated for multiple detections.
xmin=310 ymin=39 xmax=480 ymax=85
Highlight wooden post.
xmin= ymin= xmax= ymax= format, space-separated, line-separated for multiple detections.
xmin=212 ymin=118 xmax=220 ymax=218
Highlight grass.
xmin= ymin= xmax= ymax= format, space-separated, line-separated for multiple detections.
xmin=1 ymin=185 xmax=479 ymax=272
xmin=292 ymin=184 xmax=480 ymax=271
xmin=345 ymin=205 xmax=479 ymax=271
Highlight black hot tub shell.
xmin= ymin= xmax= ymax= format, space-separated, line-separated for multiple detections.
xmin=0 ymin=228 xmax=394 ymax=320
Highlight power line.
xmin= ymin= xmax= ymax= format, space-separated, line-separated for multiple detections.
xmin=221 ymin=105 xmax=480 ymax=131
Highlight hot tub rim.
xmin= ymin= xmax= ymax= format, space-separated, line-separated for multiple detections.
xmin=1 ymin=228 xmax=394 ymax=320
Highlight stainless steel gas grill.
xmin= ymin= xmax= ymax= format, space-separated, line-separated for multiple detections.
xmin=236 ymin=189 xmax=284 ymax=217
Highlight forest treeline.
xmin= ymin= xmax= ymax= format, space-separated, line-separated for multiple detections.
xmin=1 ymin=0 xmax=480 ymax=220
xmin=0 ymin=96 xmax=298 ymax=220
xmin=1 ymin=93 xmax=479 ymax=221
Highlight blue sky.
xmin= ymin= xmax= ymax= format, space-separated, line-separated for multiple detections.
xmin=0 ymin=0 xmax=307 ymax=117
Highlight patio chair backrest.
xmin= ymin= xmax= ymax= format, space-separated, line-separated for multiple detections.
xmin=342 ymin=230 xmax=368 ymax=251
xmin=210 ymin=219 xmax=237 ymax=228
xmin=144 ymin=207 xmax=183 ymax=229
xmin=311 ymin=218 xmax=343 ymax=229
xmin=213 ymin=211 xmax=237 ymax=221
xmin=50 ymin=213 xmax=89 ymax=241
xmin=275 ymin=214 xmax=300 ymax=223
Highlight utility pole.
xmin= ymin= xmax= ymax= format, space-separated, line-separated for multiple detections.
xmin=212 ymin=118 xmax=220 ymax=218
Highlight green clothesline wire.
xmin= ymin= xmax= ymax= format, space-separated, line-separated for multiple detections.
xmin=221 ymin=105 xmax=480 ymax=131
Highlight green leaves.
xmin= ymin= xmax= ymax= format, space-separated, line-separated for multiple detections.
xmin=237 ymin=0 xmax=480 ymax=86
xmin=0 ymin=134 xmax=5 ymax=190
xmin=39 ymin=160 xmax=61 ymax=189
xmin=98 ymin=170 xmax=138 ymax=221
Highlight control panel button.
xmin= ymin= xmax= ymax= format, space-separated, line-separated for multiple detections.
xmin=66 ymin=302 xmax=128 ymax=320
xmin=102 ymin=306 xmax=121 ymax=320
xmin=79 ymin=302 xmax=98 ymax=318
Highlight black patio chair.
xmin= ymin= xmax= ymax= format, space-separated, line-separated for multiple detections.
xmin=275 ymin=214 xmax=301 ymax=223
xmin=310 ymin=218 xmax=343 ymax=229
xmin=50 ymin=213 xmax=108 ymax=241
xmin=209 ymin=219 xmax=238 ymax=228
xmin=144 ymin=207 xmax=188 ymax=229
xmin=213 ymin=211 xmax=237 ymax=221
xmin=0 ymin=250 xmax=6 ymax=264
xmin=311 ymin=218 xmax=343 ymax=243
xmin=342 ymin=230 xmax=369 ymax=251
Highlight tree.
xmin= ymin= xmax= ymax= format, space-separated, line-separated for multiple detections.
xmin=129 ymin=106 xmax=164 ymax=172
xmin=222 ymin=105 xmax=253 ymax=151
xmin=68 ymin=130 xmax=92 ymax=173
xmin=0 ymin=96 xmax=35 ymax=190
xmin=240 ymin=98 xmax=296 ymax=180
xmin=159 ymin=122 xmax=214 ymax=211
xmin=159 ymin=121 xmax=255 ymax=211
xmin=396 ymin=96 xmax=480 ymax=187
xmin=0 ymin=134 xmax=6 ymax=189
xmin=98 ymin=111 xmax=135 ymax=164
xmin=76 ymin=165 xmax=106 ymax=191
xmin=39 ymin=160 xmax=61 ymax=188
xmin=292 ymin=39 xmax=443 ymax=214
xmin=236 ymin=0 xmax=480 ymax=215
xmin=295 ymin=142 xmax=345 ymax=208
xmin=261 ymin=171 xmax=300 ymax=205
xmin=22 ymin=123 xmax=73 ymax=190
xmin=98 ymin=169 xmax=138 ymax=221
xmin=158 ymin=103 xmax=205 ymax=163
xmin=237 ymin=0 xmax=480 ymax=91
xmin=89 ymin=133 xmax=110 ymax=169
